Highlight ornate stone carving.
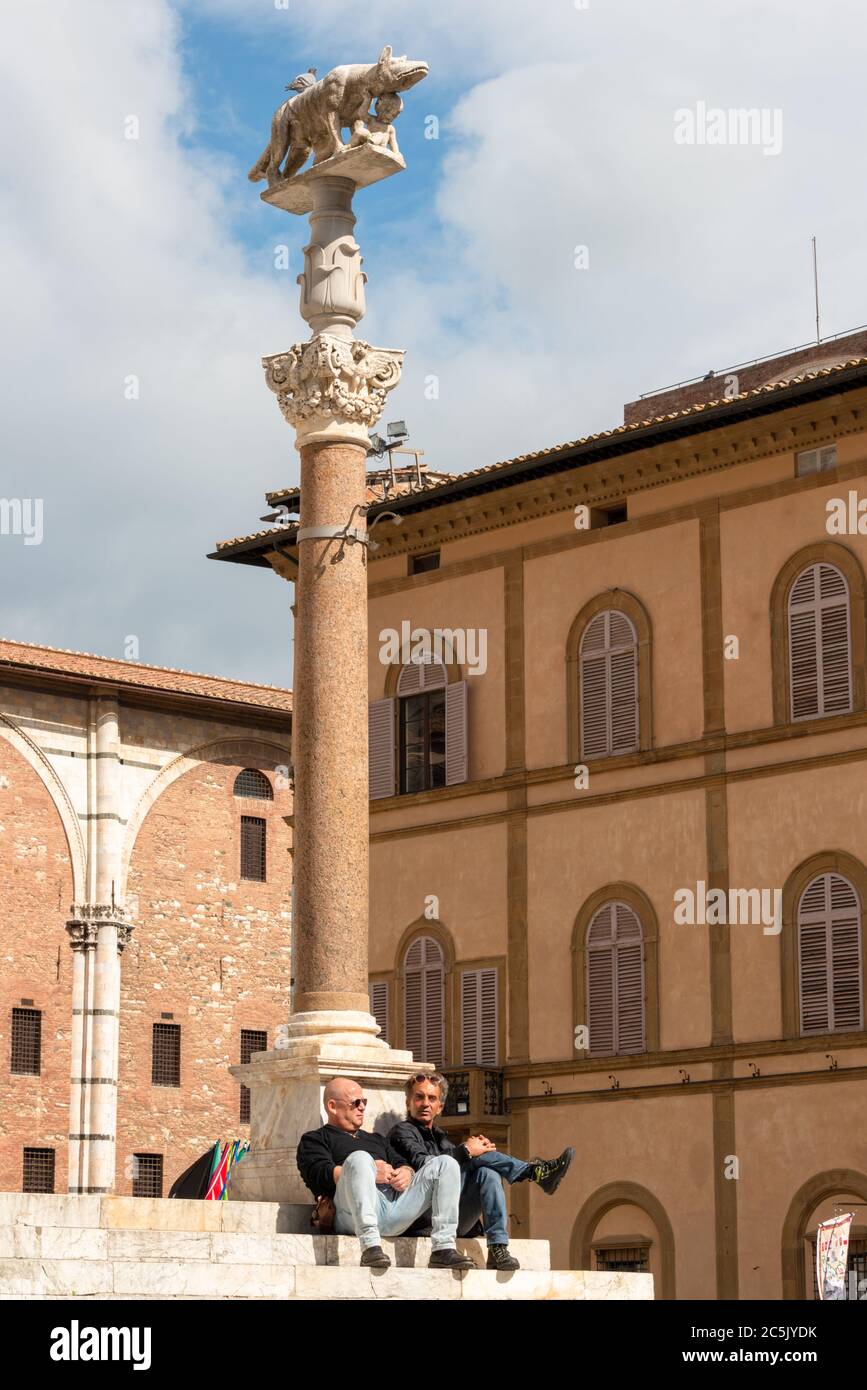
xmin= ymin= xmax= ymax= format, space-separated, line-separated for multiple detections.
xmin=248 ymin=46 xmax=427 ymax=187
xmin=66 ymin=904 xmax=132 ymax=953
xmin=66 ymin=919 xmax=99 ymax=951
xmin=298 ymin=233 xmax=367 ymax=330
xmin=263 ymin=333 xmax=403 ymax=447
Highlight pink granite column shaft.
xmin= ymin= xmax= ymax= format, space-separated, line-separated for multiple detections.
xmin=293 ymin=439 xmax=370 ymax=1013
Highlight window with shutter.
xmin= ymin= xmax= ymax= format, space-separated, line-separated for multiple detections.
xmin=375 ymin=658 xmax=469 ymax=795
xmin=369 ymin=698 xmax=396 ymax=799
xmin=369 ymin=979 xmax=389 ymax=1044
xmin=461 ymin=967 xmax=498 ymax=1066
xmin=586 ymin=902 xmax=645 ymax=1056
xmin=404 ymin=935 xmax=445 ymax=1065
xmin=788 ymin=564 xmax=852 ymax=721
xmin=580 ymin=611 xmax=639 ymax=758
xmin=798 ymin=873 xmax=863 ymax=1034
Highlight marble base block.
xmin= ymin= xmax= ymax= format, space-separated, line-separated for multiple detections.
xmin=228 ymin=1012 xmax=426 ymax=1205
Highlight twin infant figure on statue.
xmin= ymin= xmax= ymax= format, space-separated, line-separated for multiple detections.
xmin=297 ymin=1074 xmax=574 ymax=1271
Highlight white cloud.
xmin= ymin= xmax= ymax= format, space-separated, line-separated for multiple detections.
xmin=1 ymin=0 xmax=866 ymax=682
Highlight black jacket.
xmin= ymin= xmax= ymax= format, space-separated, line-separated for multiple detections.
xmin=388 ymin=1118 xmax=472 ymax=1172
xmin=296 ymin=1124 xmax=405 ymax=1199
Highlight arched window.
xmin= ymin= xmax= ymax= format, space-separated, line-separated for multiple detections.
xmin=586 ymin=901 xmax=645 ymax=1056
xmin=396 ymin=658 xmax=448 ymax=794
xmin=788 ymin=564 xmax=852 ymax=721
xmin=580 ymin=611 xmax=639 ymax=758
xmin=369 ymin=656 xmax=468 ymax=799
xmin=798 ymin=873 xmax=863 ymax=1033
xmin=404 ymin=935 xmax=445 ymax=1066
xmin=233 ymin=769 xmax=274 ymax=800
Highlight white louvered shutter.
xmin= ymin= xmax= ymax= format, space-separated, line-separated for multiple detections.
xmin=445 ymin=680 xmax=468 ymax=785
xmin=404 ymin=936 xmax=445 ymax=1066
xmin=580 ymin=610 xmax=639 ymax=758
xmin=788 ymin=564 xmax=852 ymax=721
xmin=798 ymin=873 xmax=863 ymax=1033
xmin=461 ymin=967 xmax=498 ymax=1066
xmin=369 ymin=980 xmax=389 ymax=1045
xmin=587 ymin=901 xmax=645 ymax=1055
xmin=368 ymin=698 xmax=396 ymax=799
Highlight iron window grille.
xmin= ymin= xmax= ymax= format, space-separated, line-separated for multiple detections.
xmin=23 ymin=1147 xmax=55 ymax=1193
xmin=11 ymin=1007 xmax=41 ymax=1075
xmin=132 ymin=1153 xmax=163 ymax=1199
xmin=152 ymin=1022 xmax=181 ymax=1087
xmin=594 ymin=1245 xmax=650 ymax=1274
xmin=241 ymin=816 xmax=267 ymax=881
xmin=239 ymin=1029 xmax=267 ymax=1124
xmin=233 ymin=768 xmax=273 ymax=800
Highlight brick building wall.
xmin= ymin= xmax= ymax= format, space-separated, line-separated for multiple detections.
xmin=0 ymin=738 xmax=74 ymax=1194
xmin=623 ymin=326 xmax=867 ymax=424
xmin=0 ymin=642 xmax=292 ymax=1196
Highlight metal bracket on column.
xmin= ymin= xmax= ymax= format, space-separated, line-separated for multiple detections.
xmin=297 ymin=525 xmax=370 ymax=547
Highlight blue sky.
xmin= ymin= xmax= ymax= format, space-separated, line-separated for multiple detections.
xmin=1 ymin=0 xmax=866 ymax=688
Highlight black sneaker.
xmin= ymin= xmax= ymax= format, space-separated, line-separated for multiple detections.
xmin=486 ymin=1243 xmax=520 ymax=1271
xmin=529 ymin=1146 xmax=574 ymax=1195
xmin=429 ymin=1247 xmax=476 ymax=1270
xmin=360 ymin=1244 xmax=391 ymax=1268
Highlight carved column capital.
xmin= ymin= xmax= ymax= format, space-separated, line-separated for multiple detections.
xmin=263 ymin=333 xmax=404 ymax=449
xmin=66 ymin=905 xmax=132 ymax=954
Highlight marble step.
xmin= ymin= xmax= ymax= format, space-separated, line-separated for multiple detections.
xmin=0 ymin=1259 xmax=650 ymax=1300
xmin=0 ymin=1221 xmax=550 ymax=1271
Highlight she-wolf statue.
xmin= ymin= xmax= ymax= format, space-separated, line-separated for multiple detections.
xmin=248 ymin=45 xmax=428 ymax=187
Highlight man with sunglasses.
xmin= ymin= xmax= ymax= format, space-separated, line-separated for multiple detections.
xmin=296 ymin=1075 xmax=475 ymax=1270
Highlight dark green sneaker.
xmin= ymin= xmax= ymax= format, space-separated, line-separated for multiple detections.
xmin=486 ymin=1243 xmax=520 ymax=1271
xmin=529 ymin=1146 xmax=574 ymax=1195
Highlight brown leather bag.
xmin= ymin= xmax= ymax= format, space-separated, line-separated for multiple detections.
xmin=311 ymin=1195 xmax=335 ymax=1231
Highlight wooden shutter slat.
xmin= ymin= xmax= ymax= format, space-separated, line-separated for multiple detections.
xmin=368 ymin=698 xmax=396 ymax=799
xmin=580 ymin=610 xmax=639 ymax=758
xmin=789 ymin=564 xmax=852 ymax=720
xmin=369 ymin=980 xmax=389 ymax=1045
xmin=445 ymin=680 xmax=468 ymax=785
xmin=461 ymin=971 xmax=479 ymax=1065
xmin=587 ymin=900 xmax=645 ymax=1055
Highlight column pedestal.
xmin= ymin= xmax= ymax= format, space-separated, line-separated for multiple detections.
xmin=228 ymin=1025 xmax=419 ymax=1205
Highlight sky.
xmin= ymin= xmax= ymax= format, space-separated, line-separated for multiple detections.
xmin=1 ymin=0 xmax=866 ymax=688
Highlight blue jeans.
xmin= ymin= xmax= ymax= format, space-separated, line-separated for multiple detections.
xmin=458 ymin=1152 xmax=530 ymax=1246
xmin=333 ymin=1150 xmax=461 ymax=1252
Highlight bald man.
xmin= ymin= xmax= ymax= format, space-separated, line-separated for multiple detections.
xmin=296 ymin=1076 xmax=474 ymax=1269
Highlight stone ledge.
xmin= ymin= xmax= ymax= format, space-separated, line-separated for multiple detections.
xmin=0 ymin=1260 xmax=652 ymax=1300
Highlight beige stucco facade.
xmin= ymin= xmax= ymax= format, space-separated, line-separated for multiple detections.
xmin=361 ymin=371 xmax=867 ymax=1300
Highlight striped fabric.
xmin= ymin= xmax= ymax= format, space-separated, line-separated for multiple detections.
xmin=204 ymin=1139 xmax=250 ymax=1200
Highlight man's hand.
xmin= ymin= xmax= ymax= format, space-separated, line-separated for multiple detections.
xmin=388 ymin=1165 xmax=414 ymax=1193
xmin=465 ymin=1135 xmax=497 ymax=1158
xmin=374 ymin=1159 xmax=396 ymax=1185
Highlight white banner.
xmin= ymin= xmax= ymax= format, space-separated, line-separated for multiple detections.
xmin=816 ymin=1212 xmax=854 ymax=1301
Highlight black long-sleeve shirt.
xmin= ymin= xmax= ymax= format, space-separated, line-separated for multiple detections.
xmin=388 ymin=1118 xmax=471 ymax=1172
xmin=296 ymin=1124 xmax=405 ymax=1199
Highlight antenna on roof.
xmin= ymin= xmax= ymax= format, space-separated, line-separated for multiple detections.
xmin=812 ymin=235 xmax=821 ymax=345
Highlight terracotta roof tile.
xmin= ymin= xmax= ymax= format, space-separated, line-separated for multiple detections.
xmin=214 ymin=354 xmax=867 ymax=556
xmin=0 ymin=639 xmax=292 ymax=713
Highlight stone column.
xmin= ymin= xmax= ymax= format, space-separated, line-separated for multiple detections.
xmin=65 ymin=693 xmax=131 ymax=1193
xmin=228 ymin=144 xmax=425 ymax=1206
xmin=292 ymin=437 xmax=370 ymax=1019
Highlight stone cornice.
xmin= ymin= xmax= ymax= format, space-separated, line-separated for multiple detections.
xmin=366 ymin=393 xmax=866 ymax=564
